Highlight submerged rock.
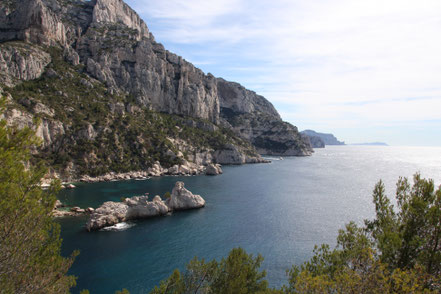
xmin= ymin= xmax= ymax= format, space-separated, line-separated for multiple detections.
xmin=86 ymin=182 xmax=205 ymax=231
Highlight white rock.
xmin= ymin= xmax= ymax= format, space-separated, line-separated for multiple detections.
xmin=179 ymin=165 xmax=190 ymax=174
xmin=168 ymin=165 xmax=179 ymax=175
xmin=166 ymin=182 xmax=205 ymax=211
xmin=86 ymin=182 xmax=205 ymax=231
xmin=205 ymin=164 xmax=223 ymax=176
xmin=54 ymin=200 xmax=63 ymax=208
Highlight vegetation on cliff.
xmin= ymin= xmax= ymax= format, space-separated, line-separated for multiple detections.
xmin=3 ymin=45 xmax=259 ymax=178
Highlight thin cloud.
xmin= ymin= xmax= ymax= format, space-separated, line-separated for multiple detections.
xmin=125 ymin=0 xmax=441 ymax=145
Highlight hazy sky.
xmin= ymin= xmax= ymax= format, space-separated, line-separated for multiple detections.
xmin=125 ymin=0 xmax=441 ymax=146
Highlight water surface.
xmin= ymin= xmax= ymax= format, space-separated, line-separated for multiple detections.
xmin=58 ymin=146 xmax=441 ymax=293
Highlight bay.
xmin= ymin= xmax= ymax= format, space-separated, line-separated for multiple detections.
xmin=58 ymin=146 xmax=441 ymax=293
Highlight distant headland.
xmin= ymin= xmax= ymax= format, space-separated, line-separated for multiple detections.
xmin=301 ymin=130 xmax=345 ymax=148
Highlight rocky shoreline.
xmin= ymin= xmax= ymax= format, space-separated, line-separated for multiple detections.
xmin=50 ymin=160 xmax=265 ymax=219
xmin=77 ymin=162 xmax=224 ymax=183
xmin=51 ymin=200 xmax=94 ymax=217
xmin=72 ymin=159 xmax=273 ymax=184
xmin=86 ymin=181 xmax=205 ymax=231
xmin=42 ymin=161 xmax=230 ymax=187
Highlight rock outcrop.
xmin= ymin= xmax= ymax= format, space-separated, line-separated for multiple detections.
xmin=0 ymin=0 xmax=69 ymax=46
xmin=0 ymin=42 xmax=50 ymax=87
xmin=205 ymin=163 xmax=223 ymax=175
xmin=305 ymin=135 xmax=325 ymax=148
xmin=86 ymin=182 xmax=204 ymax=231
xmin=301 ymin=130 xmax=345 ymax=146
xmin=217 ymin=78 xmax=280 ymax=118
xmin=166 ymin=181 xmax=205 ymax=211
xmin=92 ymin=0 xmax=150 ymax=40
xmin=51 ymin=201 xmax=93 ymax=217
xmin=217 ymin=79 xmax=312 ymax=156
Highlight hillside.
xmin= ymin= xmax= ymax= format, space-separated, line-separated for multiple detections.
xmin=0 ymin=0 xmax=312 ymax=180
xmin=301 ymin=129 xmax=345 ymax=146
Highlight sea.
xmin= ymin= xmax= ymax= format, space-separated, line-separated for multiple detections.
xmin=57 ymin=146 xmax=441 ymax=294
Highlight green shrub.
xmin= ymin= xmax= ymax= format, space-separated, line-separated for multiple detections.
xmin=163 ymin=191 xmax=171 ymax=199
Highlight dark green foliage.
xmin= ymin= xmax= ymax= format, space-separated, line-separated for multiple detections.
xmin=367 ymin=174 xmax=441 ymax=280
xmin=211 ymin=248 xmax=269 ymax=294
xmin=163 ymin=192 xmax=171 ymax=199
xmin=0 ymin=105 xmax=77 ymax=293
xmin=285 ymin=174 xmax=441 ymax=293
xmin=150 ymin=248 xmax=276 ymax=294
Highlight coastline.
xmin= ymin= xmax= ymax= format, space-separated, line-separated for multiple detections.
xmin=46 ymin=159 xmax=271 ymax=187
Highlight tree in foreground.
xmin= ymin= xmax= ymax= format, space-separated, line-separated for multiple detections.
xmin=149 ymin=247 xmax=279 ymax=294
xmin=285 ymin=174 xmax=441 ymax=293
xmin=0 ymin=112 xmax=77 ymax=293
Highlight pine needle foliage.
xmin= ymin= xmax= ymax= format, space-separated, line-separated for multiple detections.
xmin=0 ymin=103 xmax=77 ymax=294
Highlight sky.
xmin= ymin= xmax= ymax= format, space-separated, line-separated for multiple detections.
xmin=125 ymin=0 xmax=441 ymax=146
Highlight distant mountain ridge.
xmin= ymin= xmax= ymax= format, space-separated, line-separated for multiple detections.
xmin=0 ymin=0 xmax=312 ymax=179
xmin=301 ymin=130 xmax=345 ymax=147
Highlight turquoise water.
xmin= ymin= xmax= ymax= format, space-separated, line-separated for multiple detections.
xmin=58 ymin=146 xmax=441 ymax=293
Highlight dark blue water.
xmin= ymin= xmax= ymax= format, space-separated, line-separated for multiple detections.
xmin=58 ymin=146 xmax=441 ymax=293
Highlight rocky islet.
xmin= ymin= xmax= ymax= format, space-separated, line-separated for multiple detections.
xmin=86 ymin=181 xmax=205 ymax=231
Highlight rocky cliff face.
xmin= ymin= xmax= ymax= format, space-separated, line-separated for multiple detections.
xmin=306 ymin=135 xmax=325 ymax=148
xmin=0 ymin=42 xmax=51 ymax=87
xmin=0 ymin=0 xmax=311 ymax=179
xmin=301 ymin=130 xmax=345 ymax=146
xmin=217 ymin=78 xmax=312 ymax=155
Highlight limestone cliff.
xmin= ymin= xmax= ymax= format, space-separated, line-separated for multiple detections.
xmin=306 ymin=135 xmax=325 ymax=148
xmin=217 ymin=78 xmax=312 ymax=155
xmin=301 ymin=130 xmax=344 ymax=146
xmin=0 ymin=0 xmax=311 ymax=179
